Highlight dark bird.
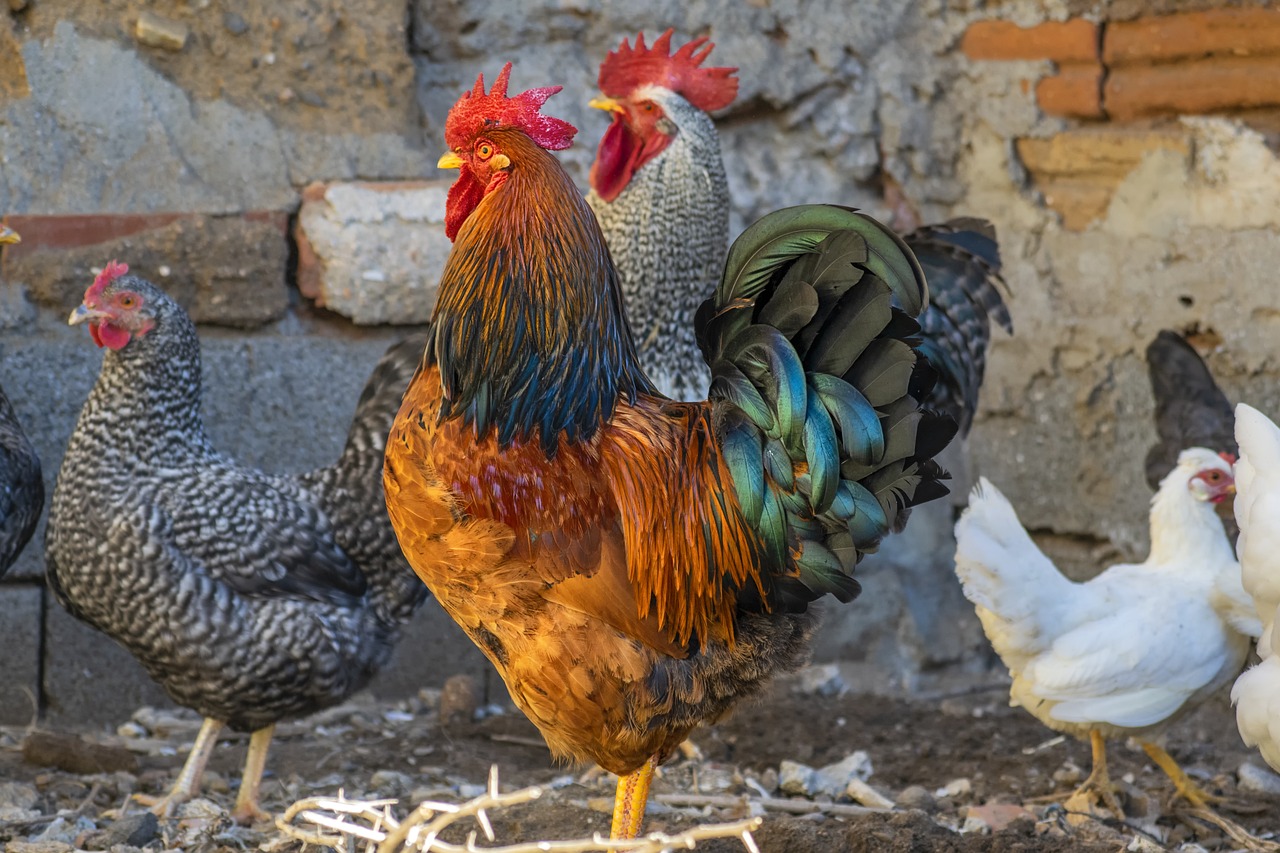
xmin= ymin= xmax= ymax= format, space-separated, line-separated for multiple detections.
xmin=384 ymin=63 xmax=955 ymax=839
xmin=45 ymin=263 xmax=426 ymax=823
xmin=0 ymin=224 xmax=43 ymax=577
xmin=1145 ymin=329 xmax=1237 ymax=491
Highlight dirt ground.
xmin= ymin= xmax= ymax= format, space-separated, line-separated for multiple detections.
xmin=2 ymin=672 xmax=1278 ymax=852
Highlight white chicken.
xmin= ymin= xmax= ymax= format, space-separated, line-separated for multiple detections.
xmin=1231 ymin=403 xmax=1280 ymax=773
xmin=954 ymin=448 xmax=1248 ymax=816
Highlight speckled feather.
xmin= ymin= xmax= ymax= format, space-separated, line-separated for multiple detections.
xmin=46 ymin=277 xmax=426 ymax=731
xmin=588 ymin=89 xmax=727 ymax=402
xmin=1144 ymin=330 xmax=1236 ymax=491
xmin=0 ymin=387 xmax=42 ymax=577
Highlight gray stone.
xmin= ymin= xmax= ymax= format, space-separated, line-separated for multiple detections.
xmin=222 ymin=12 xmax=248 ymax=35
xmin=0 ymin=586 xmax=42 ymax=725
xmin=135 ymin=11 xmax=188 ymax=52
xmin=777 ymin=760 xmax=819 ymax=797
xmin=296 ymin=182 xmax=452 ymax=325
xmin=813 ymin=751 xmax=873 ymax=797
xmin=895 ymin=785 xmax=937 ymax=812
xmin=1237 ymin=761 xmax=1280 ymax=796
xmin=82 ymin=811 xmax=160 ymax=850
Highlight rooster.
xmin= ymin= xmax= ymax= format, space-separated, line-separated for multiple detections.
xmin=0 ymin=224 xmax=42 ymax=577
xmin=585 ymin=30 xmax=1010 ymax=432
xmin=384 ymin=63 xmax=955 ymax=839
xmin=954 ymin=450 xmax=1250 ymax=818
xmin=46 ymin=264 xmax=427 ymax=823
xmin=1232 ymin=403 xmax=1280 ymax=774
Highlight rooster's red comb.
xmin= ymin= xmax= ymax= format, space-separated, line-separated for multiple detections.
xmin=598 ymin=29 xmax=738 ymax=112
xmin=1220 ymin=451 xmax=1238 ymax=465
xmin=86 ymin=260 xmax=129 ymax=301
xmin=444 ymin=62 xmax=577 ymax=152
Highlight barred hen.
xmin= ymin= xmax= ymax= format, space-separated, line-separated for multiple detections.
xmin=1145 ymin=330 xmax=1236 ymax=491
xmin=586 ymin=30 xmax=1010 ymax=430
xmin=0 ymin=224 xmax=42 ymax=576
xmin=46 ymin=264 xmax=426 ymax=823
xmin=384 ymin=63 xmax=955 ymax=839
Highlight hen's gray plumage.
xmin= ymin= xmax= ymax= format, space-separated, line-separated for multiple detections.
xmin=0 ymin=386 xmax=41 ymax=577
xmin=587 ymin=87 xmax=727 ymax=402
xmin=1144 ymin=330 xmax=1236 ymax=491
xmin=46 ymin=275 xmax=425 ymax=732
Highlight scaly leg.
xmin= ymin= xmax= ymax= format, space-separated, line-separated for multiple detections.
xmin=610 ymin=755 xmax=657 ymax=840
xmin=135 ymin=717 xmax=223 ymax=817
xmin=1141 ymin=741 xmax=1222 ymax=807
xmin=1064 ymin=729 xmax=1125 ymax=818
xmin=229 ymin=724 xmax=275 ymax=825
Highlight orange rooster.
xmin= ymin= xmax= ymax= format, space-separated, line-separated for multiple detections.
xmin=384 ymin=63 xmax=956 ymax=839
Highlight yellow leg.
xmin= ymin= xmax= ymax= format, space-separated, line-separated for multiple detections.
xmin=230 ymin=724 xmax=275 ymax=825
xmin=135 ymin=717 xmax=223 ymax=817
xmin=610 ymin=756 xmax=656 ymax=840
xmin=1065 ymin=729 xmax=1125 ymax=818
xmin=1141 ymin=741 xmax=1223 ymax=807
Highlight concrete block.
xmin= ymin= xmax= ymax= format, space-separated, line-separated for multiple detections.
xmin=0 ymin=584 xmax=43 ymax=725
xmin=3 ymin=212 xmax=290 ymax=329
xmin=295 ymin=182 xmax=453 ymax=325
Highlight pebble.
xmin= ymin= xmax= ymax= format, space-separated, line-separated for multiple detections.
xmin=792 ymin=663 xmax=848 ymax=697
xmin=33 ymin=816 xmax=96 ymax=845
xmin=778 ymin=760 xmax=819 ymax=797
xmin=82 ymin=812 xmax=159 ymax=851
xmin=457 ymin=783 xmax=487 ymax=798
xmin=222 ymin=12 xmax=249 ymax=35
xmin=0 ymin=781 xmax=38 ymax=810
xmin=815 ymin=750 xmax=873 ymax=792
xmin=1052 ymin=761 xmax=1083 ymax=784
xmin=1239 ymin=761 xmax=1280 ymax=794
xmin=935 ymin=777 xmax=971 ymax=799
xmin=845 ymin=777 xmax=895 ymax=809
xmin=438 ymin=673 xmax=481 ymax=724
xmin=135 ymin=11 xmax=189 ymax=51
xmin=758 ymin=767 xmax=779 ymax=794
xmin=895 ymin=785 xmax=936 ymax=812
xmin=369 ymin=770 xmax=414 ymax=796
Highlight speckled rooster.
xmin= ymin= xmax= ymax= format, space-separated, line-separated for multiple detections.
xmin=45 ymin=265 xmax=426 ymax=824
xmin=587 ymin=30 xmax=1010 ymax=431
xmin=0 ymin=224 xmax=42 ymax=577
xmin=384 ymin=63 xmax=956 ymax=839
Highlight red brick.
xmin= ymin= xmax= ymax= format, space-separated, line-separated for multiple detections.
xmin=961 ymin=19 xmax=1099 ymax=63
xmin=1035 ymin=64 xmax=1105 ymax=119
xmin=1105 ymin=56 xmax=1280 ymax=120
xmin=1106 ymin=9 xmax=1280 ymax=65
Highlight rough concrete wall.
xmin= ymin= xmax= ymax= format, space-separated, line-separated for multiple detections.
xmin=3 ymin=0 xmax=1277 ymax=725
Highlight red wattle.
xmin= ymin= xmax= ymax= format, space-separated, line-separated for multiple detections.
xmin=590 ymin=117 xmax=640 ymax=202
xmin=92 ymin=322 xmax=131 ymax=350
xmin=445 ymin=165 xmax=487 ymax=241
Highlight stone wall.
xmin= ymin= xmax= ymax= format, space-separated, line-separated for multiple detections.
xmin=3 ymin=0 xmax=1279 ymax=726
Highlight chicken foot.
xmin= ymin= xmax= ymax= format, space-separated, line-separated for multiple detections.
xmin=1064 ymin=730 xmax=1125 ymax=818
xmin=229 ymin=724 xmax=275 ymax=825
xmin=1141 ymin=741 xmax=1223 ymax=807
xmin=610 ymin=755 xmax=657 ymax=840
xmin=134 ymin=717 xmax=223 ymax=817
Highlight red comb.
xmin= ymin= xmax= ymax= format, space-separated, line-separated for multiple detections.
xmin=86 ymin=260 xmax=129 ymax=300
xmin=444 ymin=62 xmax=577 ymax=152
xmin=1220 ymin=451 xmax=1238 ymax=465
xmin=598 ymin=29 xmax=738 ymax=112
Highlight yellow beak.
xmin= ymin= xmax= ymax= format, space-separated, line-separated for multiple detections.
xmin=437 ymin=152 xmax=464 ymax=170
xmin=588 ymin=96 xmax=625 ymax=114
xmin=0 ymin=225 xmax=19 ymax=245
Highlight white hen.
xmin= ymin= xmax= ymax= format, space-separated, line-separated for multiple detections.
xmin=1231 ymin=403 xmax=1280 ymax=773
xmin=955 ymin=448 xmax=1247 ymax=815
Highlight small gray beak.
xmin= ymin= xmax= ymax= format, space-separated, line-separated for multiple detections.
xmin=68 ymin=304 xmax=110 ymax=326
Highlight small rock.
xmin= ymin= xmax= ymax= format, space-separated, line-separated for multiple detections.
xmin=759 ymin=767 xmax=779 ymax=794
xmin=82 ymin=812 xmax=160 ymax=850
xmin=1238 ymin=761 xmax=1280 ymax=795
xmin=298 ymin=90 xmax=327 ymax=108
xmin=135 ymin=11 xmax=189 ymax=51
xmin=778 ymin=760 xmax=819 ymax=797
xmin=7 ymin=843 xmax=73 ymax=853
xmin=935 ymin=777 xmax=971 ymax=799
xmin=814 ymin=750 xmax=872 ymax=795
xmin=896 ymin=785 xmax=936 ymax=812
xmin=845 ymin=777 xmax=895 ymax=809
xmin=792 ymin=663 xmax=847 ymax=697
xmin=116 ymin=722 xmax=146 ymax=739
xmin=222 ymin=11 xmax=248 ymax=34
xmin=369 ymin=770 xmax=414 ymax=796
xmin=1052 ymin=761 xmax=1083 ymax=784
xmin=34 ymin=816 xmax=95 ymax=844
xmin=457 ymin=783 xmax=486 ymax=798
xmin=0 ymin=781 xmax=38 ymax=810
xmin=202 ymin=769 xmax=230 ymax=794
xmin=964 ymin=803 xmax=1035 ymax=832
xmin=439 ymin=673 xmax=482 ymax=724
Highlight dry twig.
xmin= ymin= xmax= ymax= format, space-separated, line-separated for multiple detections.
xmin=278 ymin=766 xmax=762 ymax=853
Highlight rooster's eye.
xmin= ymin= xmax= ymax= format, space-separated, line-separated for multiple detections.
xmin=476 ymin=142 xmax=494 ymax=160
xmin=118 ymin=294 xmax=137 ymax=309
xmin=642 ymin=102 xmax=655 ymax=112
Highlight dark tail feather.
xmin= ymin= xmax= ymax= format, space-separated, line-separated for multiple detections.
xmin=333 ymin=334 xmax=429 ymax=487
xmin=1144 ymin=330 xmax=1236 ymax=491
xmin=904 ymin=219 xmax=1010 ymax=437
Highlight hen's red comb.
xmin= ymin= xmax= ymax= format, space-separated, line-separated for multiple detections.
xmin=86 ymin=260 xmax=129 ymax=301
xmin=1220 ymin=451 xmax=1238 ymax=465
xmin=444 ymin=62 xmax=577 ymax=152
xmin=598 ymin=29 xmax=738 ymax=112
